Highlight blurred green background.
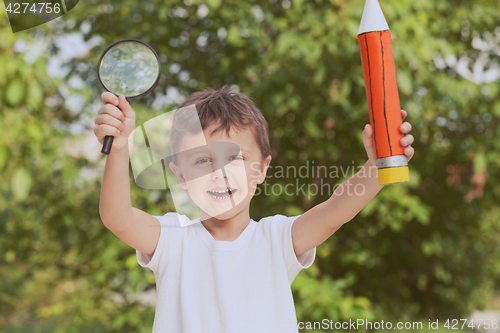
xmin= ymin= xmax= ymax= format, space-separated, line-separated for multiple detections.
xmin=1 ymin=0 xmax=500 ymax=332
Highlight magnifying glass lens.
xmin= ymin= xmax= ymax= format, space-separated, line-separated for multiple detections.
xmin=99 ymin=42 xmax=159 ymax=98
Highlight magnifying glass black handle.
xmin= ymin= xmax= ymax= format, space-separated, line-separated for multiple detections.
xmin=101 ymin=97 xmax=119 ymax=155
xmin=101 ymin=136 xmax=114 ymax=155
xmin=101 ymin=97 xmax=127 ymax=155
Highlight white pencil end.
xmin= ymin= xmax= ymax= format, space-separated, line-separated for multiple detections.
xmin=358 ymin=0 xmax=390 ymax=35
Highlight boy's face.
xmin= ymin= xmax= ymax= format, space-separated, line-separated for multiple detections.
xmin=169 ymin=124 xmax=271 ymax=221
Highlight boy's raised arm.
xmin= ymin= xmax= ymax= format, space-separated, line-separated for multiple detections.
xmin=99 ymin=144 xmax=136 ymax=232
xmin=95 ymin=93 xmax=161 ymax=256
xmin=291 ymin=110 xmax=415 ymax=257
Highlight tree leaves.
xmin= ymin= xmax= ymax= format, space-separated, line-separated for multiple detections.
xmin=11 ymin=168 xmax=32 ymax=201
xmin=27 ymin=81 xmax=44 ymax=109
xmin=6 ymin=81 xmax=25 ymax=106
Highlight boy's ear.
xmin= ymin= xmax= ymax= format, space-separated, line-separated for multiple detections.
xmin=257 ymin=155 xmax=272 ymax=184
xmin=169 ymin=161 xmax=188 ymax=189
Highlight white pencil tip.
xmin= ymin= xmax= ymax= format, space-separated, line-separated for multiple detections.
xmin=358 ymin=0 xmax=390 ymax=35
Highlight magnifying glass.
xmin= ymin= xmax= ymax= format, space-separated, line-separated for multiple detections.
xmin=97 ymin=39 xmax=161 ymax=155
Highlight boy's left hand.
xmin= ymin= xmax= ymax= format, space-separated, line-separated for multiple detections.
xmin=362 ymin=109 xmax=414 ymax=166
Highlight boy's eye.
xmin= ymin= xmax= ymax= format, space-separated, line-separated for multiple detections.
xmin=195 ymin=158 xmax=211 ymax=164
xmin=195 ymin=155 xmax=243 ymax=165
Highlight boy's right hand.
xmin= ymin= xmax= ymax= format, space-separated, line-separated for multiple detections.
xmin=94 ymin=93 xmax=136 ymax=153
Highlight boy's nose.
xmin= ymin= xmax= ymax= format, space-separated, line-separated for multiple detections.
xmin=210 ymin=164 xmax=227 ymax=180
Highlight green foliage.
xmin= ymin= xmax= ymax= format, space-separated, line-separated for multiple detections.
xmin=1 ymin=0 xmax=500 ymax=331
xmin=292 ymin=265 xmax=374 ymax=326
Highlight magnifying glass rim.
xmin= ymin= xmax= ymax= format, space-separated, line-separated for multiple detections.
xmin=97 ymin=38 xmax=161 ymax=102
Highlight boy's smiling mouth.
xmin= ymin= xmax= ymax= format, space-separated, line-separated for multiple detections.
xmin=207 ymin=187 xmax=238 ymax=200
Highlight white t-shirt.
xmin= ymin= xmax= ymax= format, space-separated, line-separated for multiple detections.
xmin=136 ymin=212 xmax=316 ymax=333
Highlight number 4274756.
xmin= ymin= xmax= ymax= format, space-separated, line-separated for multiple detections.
xmin=5 ymin=2 xmax=61 ymax=14
xmin=444 ymin=318 xmax=498 ymax=330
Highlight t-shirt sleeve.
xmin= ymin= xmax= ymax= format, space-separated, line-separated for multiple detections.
xmin=272 ymin=214 xmax=316 ymax=285
xmin=136 ymin=212 xmax=186 ymax=275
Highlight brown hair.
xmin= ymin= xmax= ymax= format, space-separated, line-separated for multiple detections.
xmin=170 ymin=85 xmax=270 ymax=163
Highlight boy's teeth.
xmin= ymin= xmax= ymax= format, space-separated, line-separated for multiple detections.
xmin=210 ymin=189 xmax=233 ymax=193
xmin=208 ymin=189 xmax=237 ymax=198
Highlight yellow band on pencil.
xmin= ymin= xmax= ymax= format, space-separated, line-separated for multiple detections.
xmin=377 ymin=166 xmax=410 ymax=185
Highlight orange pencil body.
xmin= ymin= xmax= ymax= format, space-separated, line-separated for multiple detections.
xmin=358 ymin=31 xmax=404 ymax=160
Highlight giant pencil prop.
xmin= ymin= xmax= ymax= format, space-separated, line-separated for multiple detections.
xmin=358 ymin=0 xmax=410 ymax=185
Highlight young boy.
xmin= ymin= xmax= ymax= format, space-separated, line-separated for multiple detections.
xmin=93 ymin=85 xmax=414 ymax=333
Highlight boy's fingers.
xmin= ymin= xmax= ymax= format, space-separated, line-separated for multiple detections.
xmin=401 ymin=109 xmax=407 ymax=119
xmin=95 ymin=124 xmax=121 ymax=138
xmin=117 ymin=95 xmax=136 ymax=119
xmin=400 ymin=121 xmax=412 ymax=133
xmin=362 ymin=124 xmax=374 ymax=151
xmin=404 ymin=145 xmax=414 ymax=161
xmin=94 ymin=114 xmax=125 ymax=131
xmin=401 ymin=134 xmax=414 ymax=146
xmin=101 ymin=92 xmax=119 ymax=106
xmin=98 ymin=104 xmax=126 ymax=121
xmin=363 ymin=124 xmax=372 ymax=137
